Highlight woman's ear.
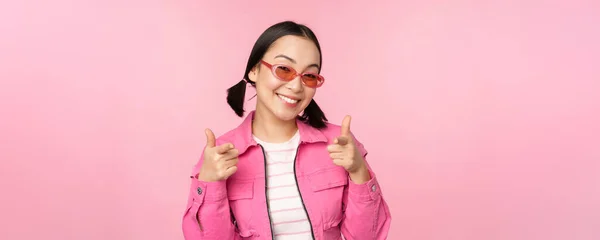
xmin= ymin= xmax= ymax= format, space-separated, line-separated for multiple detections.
xmin=248 ymin=66 xmax=259 ymax=82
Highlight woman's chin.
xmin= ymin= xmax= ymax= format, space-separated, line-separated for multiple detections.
xmin=271 ymin=108 xmax=302 ymax=122
xmin=274 ymin=112 xmax=299 ymax=121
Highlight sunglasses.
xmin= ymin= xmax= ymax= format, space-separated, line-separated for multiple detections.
xmin=260 ymin=60 xmax=325 ymax=88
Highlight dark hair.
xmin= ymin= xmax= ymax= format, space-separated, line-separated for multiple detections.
xmin=226 ymin=21 xmax=328 ymax=129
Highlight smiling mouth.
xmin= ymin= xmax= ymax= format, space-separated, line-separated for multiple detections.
xmin=277 ymin=94 xmax=300 ymax=104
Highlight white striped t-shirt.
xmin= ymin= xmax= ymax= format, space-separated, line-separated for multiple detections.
xmin=253 ymin=130 xmax=314 ymax=240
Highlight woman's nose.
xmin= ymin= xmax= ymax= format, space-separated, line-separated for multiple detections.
xmin=285 ymin=76 xmax=303 ymax=92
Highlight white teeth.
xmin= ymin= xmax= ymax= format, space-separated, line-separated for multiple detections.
xmin=277 ymin=94 xmax=299 ymax=104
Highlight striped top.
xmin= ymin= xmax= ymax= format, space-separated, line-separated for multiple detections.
xmin=253 ymin=131 xmax=314 ymax=240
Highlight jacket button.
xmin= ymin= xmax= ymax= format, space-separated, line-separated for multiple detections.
xmin=371 ymin=184 xmax=377 ymax=192
xmin=197 ymin=187 xmax=203 ymax=195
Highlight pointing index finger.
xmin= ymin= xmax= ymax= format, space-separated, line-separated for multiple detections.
xmin=216 ymin=143 xmax=234 ymax=154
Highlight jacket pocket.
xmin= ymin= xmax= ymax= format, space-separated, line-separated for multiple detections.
xmin=227 ymin=179 xmax=256 ymax=238
xmin=307 ymin=168 xmax=348 ymax=230
xmin=308 ymin=168 xmax=348 ymax=192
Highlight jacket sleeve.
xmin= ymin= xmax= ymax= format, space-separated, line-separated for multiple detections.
xmin=340 ymin=137 xmax=392 ymax=240
xmin=182 ymin=150 xmax=239 ymax=240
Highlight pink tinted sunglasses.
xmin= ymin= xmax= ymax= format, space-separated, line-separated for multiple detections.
xmin=260 ymin=60 xmax=325 ymax=88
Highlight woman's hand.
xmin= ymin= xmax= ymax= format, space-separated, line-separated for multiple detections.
xmin=197 ymin=128 xmax=239 ymax=182
xmin=327 ymin=116 xmax=371 ymax=184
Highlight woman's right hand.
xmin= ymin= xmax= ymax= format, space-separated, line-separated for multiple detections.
xmin=197 ymin=128 xmax=239 ymax=182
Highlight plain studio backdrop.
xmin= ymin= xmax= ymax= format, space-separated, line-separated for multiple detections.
xmin=1 ymin=0 xmax=599 ymax=239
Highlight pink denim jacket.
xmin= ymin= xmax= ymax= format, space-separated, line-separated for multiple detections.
xmin=182 ymin=111 xmax=391 ymax=239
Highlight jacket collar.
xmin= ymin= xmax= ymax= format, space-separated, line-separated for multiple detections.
xmin=232 ymin=111 xmax=328 ymax=155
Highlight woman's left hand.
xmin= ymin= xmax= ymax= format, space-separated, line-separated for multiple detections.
xmin=327 ymin=115 xmax=371 ymax=183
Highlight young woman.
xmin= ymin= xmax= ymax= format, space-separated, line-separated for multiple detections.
xmin=182 ymin=21 xmax=391 ymax=240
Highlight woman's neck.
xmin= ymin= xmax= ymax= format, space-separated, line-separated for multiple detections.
xmin=252 ymin=108 xmax=298 ymax=143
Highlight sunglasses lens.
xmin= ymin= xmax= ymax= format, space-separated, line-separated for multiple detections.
xmin=302 ymin=74 xmax=322 ymax=88
xmin=274 ymin=66 xmax=295 ymax=80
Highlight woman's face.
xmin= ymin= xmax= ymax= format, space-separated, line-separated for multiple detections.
xmin=248 ymin=35 xmax=321 ymax=122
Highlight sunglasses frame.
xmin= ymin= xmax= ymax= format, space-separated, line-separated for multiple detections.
xmin=260 ymin=60 xmax=325 ymax=88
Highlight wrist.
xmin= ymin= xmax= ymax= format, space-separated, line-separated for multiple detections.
xmin=197 ymin=171 xmax=215 ymax=182
xmin=348 ymin=164 xmax=370 ymax=184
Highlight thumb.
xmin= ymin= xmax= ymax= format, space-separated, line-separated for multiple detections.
xmin=205 ymin=128 xmax=216 ymax=148
xmin=341 ymin=115 xmax=352 ymax=136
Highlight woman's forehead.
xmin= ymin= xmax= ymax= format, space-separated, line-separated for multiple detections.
xmin=265 ymin=35 xmax=320 ymax=64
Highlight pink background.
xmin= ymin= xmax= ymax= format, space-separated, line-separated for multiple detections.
xmin=1 ymin=0 xmax=599 ymax=239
